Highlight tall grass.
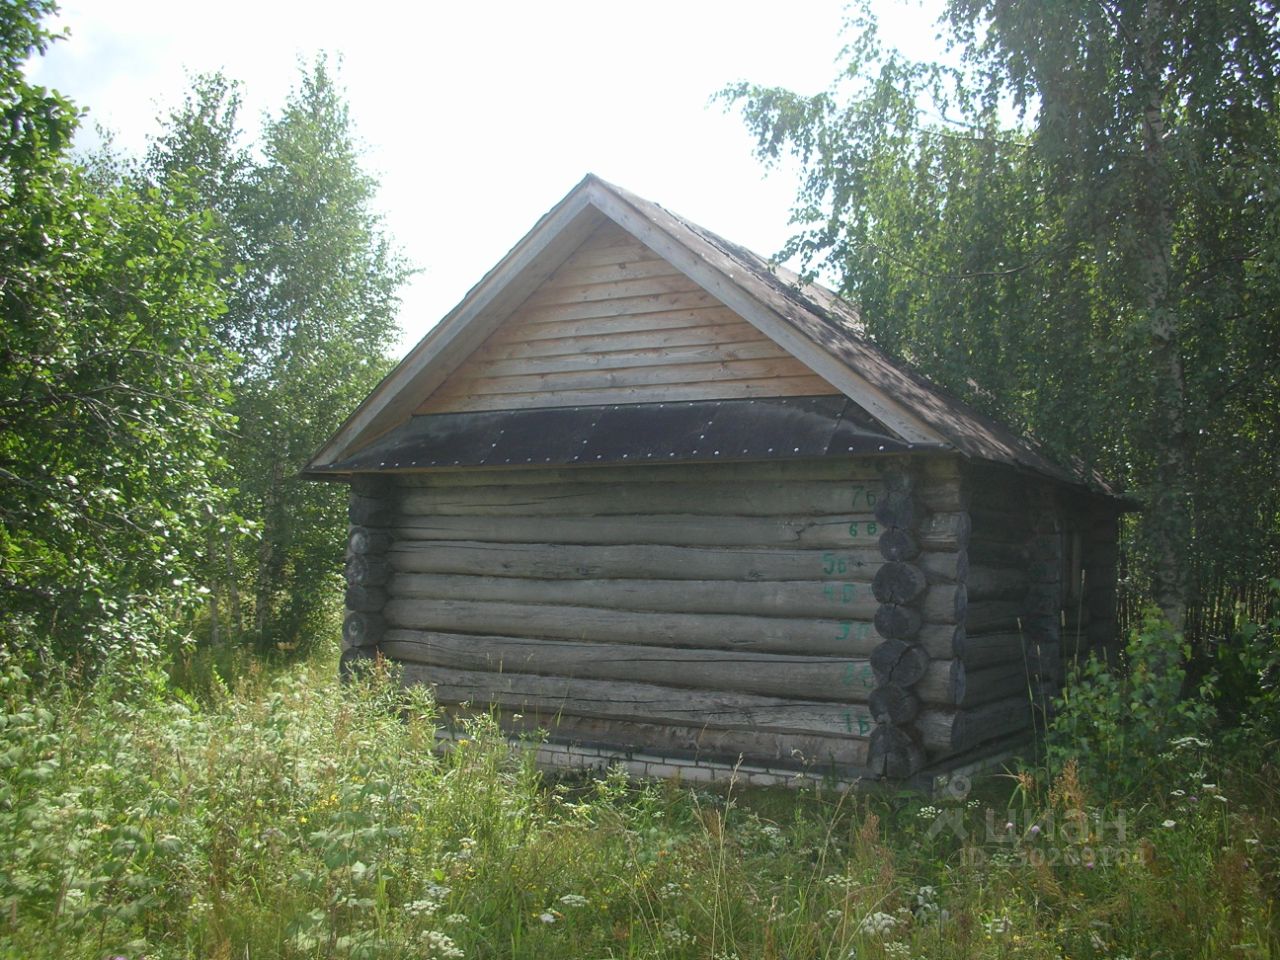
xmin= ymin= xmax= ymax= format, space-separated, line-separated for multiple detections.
xmin=0 ymin=653 xmax=1276 ymax=959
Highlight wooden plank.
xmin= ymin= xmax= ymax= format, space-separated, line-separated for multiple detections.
xmin=467 ymin=339 xmax=790 ymax=378
xmin=474 ymin=318 xmax=767 ymax=360
xmin=492 ymin=306 xmax=744 ymax=343
xmin=433 ymin=355 xmax=826 ymax=398
xmin=381 ymin=630 xmax=883 ymax=702
xmin=387 ymin=572 xmax=965 ymax=623
xmin=543 ymin=258 xmax=685 ymax=288
xmin=399 ymin=663 xmax=879 ymax=739
xmin=449 ymin=708 xmax=872 ymax=769
xmin=399 ymin=479 xmax=889 ymax=518
xmin=516 ymin=289 xmax=721 ymax=325
xmin=394 ymin=512 xmax=887 ymax=548
xmin=522 ymin=273 xmax=702 ymax=308
xmin=587 ymin=187 xmax=944 ymax=445
xmin=310 ymin=195 xmax=606 ymax=467
xmin=421 ymin=375 xmax=841 ymax=413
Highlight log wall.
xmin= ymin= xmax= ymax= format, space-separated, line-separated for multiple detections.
xmin=341 ymin=454 xmax=1121 ymax=781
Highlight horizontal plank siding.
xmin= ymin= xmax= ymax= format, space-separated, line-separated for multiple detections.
xmin=417 ymin=222 xmax=837 ymax=415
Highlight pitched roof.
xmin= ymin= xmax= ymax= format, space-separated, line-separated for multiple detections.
xmin=307 ymin=174 xmax=1113 ymax=495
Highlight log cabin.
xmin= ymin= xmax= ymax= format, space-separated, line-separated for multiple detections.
xmin=305 ymin=175 xmax=1127 ymax=788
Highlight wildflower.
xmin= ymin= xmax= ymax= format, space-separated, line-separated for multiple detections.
xmin=661 ymin=921 xmax=693 ymax=945
xmin=856 ymin=911 xmax=898 ymax=937
xmin=1245 ymin=838 xmax=1260 ymax=846
xmin=419 ymin=930 xmax=464 ymax=959
xmin=916 ymin=805 xmax=940 ymax=820
xmin=538 ymin=912 xmax=556 ymax=924
xmin=884 ymin=944 xmax=912 ymax=959
xmin=984 ymin=916 xmax=1012 ymax=936
xmin=1162 ymin=819 xmax=1177 ymax=828
xmin=1029 ymin=824 xmax=1041 ymax=837
xmin=1005 ymin=821 xmax=1015 ymax=832
xmin=558 ymin=894 xmax=588 ymax=908
xmin=1171 ymin=789 xmax=1186 ymax=797
xmin=443 ymin=913 xmax=468 ymax=925
xmin=826 ymin=909 xmax=844 ymax=921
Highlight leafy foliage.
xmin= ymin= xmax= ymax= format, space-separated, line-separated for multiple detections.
xmin=722 ymin=0 xmax=1280 ymax=636
xmin=1046 ymin=609 xmax=1216 ymax=798
xmin=0 ymin=1 xmax=234 ymax=668
xmin=146 ymin=60 xmax=413 ymax=653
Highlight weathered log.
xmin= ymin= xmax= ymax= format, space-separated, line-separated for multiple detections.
xmin=867 ymin=724 xmax=926 ymax=778
xmin=345 ymin=554 xmax=392 ymax=587
xmin=396 ymin=459 xmax=888 ymax=490
xmin=345 ymin=584 xmax=388 ymax=613
xmin=342 ymin=610 xmax=386 ymax=648
xmin=387 ymin=572 xmax=966 ymax=623
xmin=380 ymin=630 xmax=882 ymax=702
xmin=457 ymin=708 xmax=872 ymax=770
xmin=348 ymin=526 xmax=394 ymax=556
xmin=1026 ymin=533 xmax=1063 ymax=562
xmin=339 ymin=646 xmax=379 ymax=681
xmin=920 ymin=549 xmax=968 ymax=584
xmin=390 ymin=540 xmax=885 ymax=584
xmin=953 ymin=630 xmax=1026 ymax=668
xmin=869 ymin=685 xmax=920 ymax=725
xmin=966 ymin=539 xmax=1029 ymax=567
xmin=1025 ymin=558 xmax=1060 ymax=584
xmin=872 ymin=562 xmax=928 ymax=605
xmin=917 ymin=512 xmax=972 ymax=551
xmin=966 ymin=564 xmax=1029 ymax=602
xmin=877 ymin=463 xmax=915 ymax=494
xmin=917 ymin=696 xmax=1036 ymax=755
xmin=350 ymin=475 xmax=392 ymax=498
xmin=869 ymin=639 xmax=931 ymax=687
xmin=1087 ymin=585 xmax=1118 ymax=619
xmin=1023 ymin=589 xmax=1062 ymax=618
xmin=874 ymin=604 xmax=923 ymax=639
xmin=383 ymin=596 xmax=962 ymax=659
xmin=396 ymin=513 xmax=885 ymax=549
xmin=950 ymin=660 xmax=1035 ymax=708
xmin=873 ymin=491 xmax=918 ymax=530
xmin=878 ymin=528 xmax=920 ymax=562
xmin=349 ymin=494 xmax=395 ymax=527
xmin=1020 ymin=613 xmax=1061 ymax=645
xmin=965 ymin=600 xmax=1023 ymax=633
xmin=968 ymin=507 xmax=1031 ymax=542
xmin=399 ymin=663 xmax=878 ymax=738
xmin=1023 ymin=640 xmax=1062 ymax=679
xmin=399 ymin=479 xmax=894 ymax=519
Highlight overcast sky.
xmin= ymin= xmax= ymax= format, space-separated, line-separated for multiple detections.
xmin=27 ymin=0 xmax=944 ymax=350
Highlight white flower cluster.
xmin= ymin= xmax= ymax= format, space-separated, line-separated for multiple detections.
xmin=419 ymin=929 xmax=463 ymax=959
xmin=661 ymin=921 xmax=693 ymax=945
xmin=856 ymin=911 xmax=898 ymax=937
xmin=405 ymin=882 xmax=452 ymax=918
xmin=915 ymin=805 xmax=941 ymax=821
xmin=558 ymin=893 xmax=589 ymax=908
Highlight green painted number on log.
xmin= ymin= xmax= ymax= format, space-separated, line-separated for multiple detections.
xmin=859 ymin=716 xmax=872 ymax=736
xmin=842 ymin=663 xmax=876 ymax=689
xmin=844 ymin=711 xmax=854 ymax=733
xmin=849 ymin=521 xmax=878 ymax=538
xmin=821 ymin=552 xmax=849 ymax=575
xmin=836 ymin=621 xmax=851 ymax=640
xmin=823 ymin=583 xmax=856 ymax=603
xmin=851 ymin=485 xmax=880 ymax=508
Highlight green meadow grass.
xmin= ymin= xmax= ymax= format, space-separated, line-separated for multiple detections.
xmin=0 ymin=656 xmax=1275 ymax=960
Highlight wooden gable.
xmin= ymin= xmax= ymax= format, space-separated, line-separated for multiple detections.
xmin=416 ymin=222 xmax=840 ymax=414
